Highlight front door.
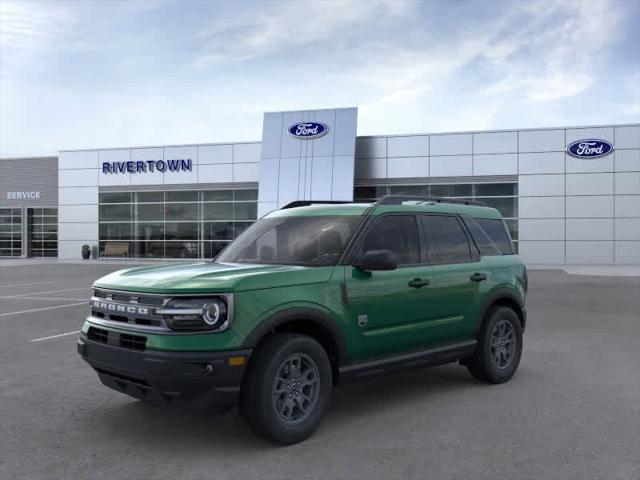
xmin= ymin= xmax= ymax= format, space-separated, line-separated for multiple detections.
xmin=345 ymin=214 xmax=433 ymax=360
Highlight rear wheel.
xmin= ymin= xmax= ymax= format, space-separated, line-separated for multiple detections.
xmin=467 ymin=306 xmax=522 ymax=384
xmin=239 ymin=334 xmax=332 ymax=444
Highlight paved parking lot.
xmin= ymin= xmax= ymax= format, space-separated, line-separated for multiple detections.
xmin=1 ymin=262 xmax=638 ymax=480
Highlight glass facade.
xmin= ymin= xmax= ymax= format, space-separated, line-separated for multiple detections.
xmin=27 ymin=208 xmax=58 ymax=257
xmin=0 ymin=208 xmax=23 ymax=257
xmin=98 ymin=189 xmax=258 ymax=259
xmin=354 ymin=182 xmax=518 ymax=251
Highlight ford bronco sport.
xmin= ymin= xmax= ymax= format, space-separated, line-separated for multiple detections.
xmin=78 ymin=195 xmax=527 ymax=444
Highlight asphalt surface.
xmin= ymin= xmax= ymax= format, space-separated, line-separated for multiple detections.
xmin=0 ymin=262 xmax=638 ymax=480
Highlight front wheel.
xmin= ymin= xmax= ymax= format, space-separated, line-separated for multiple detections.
xmin=239 ymin=334 xmax=332 ymax=444
xmin=467 ymin=306 xmax=523 ymax=384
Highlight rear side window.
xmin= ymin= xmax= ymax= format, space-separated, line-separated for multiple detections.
xmin=422 ymin=215 xmax=472 ymax=264
xmin=474 ymin=218 xmax=514 ymax=255
xmin=360 ymin=215 xmax=420 ymax=265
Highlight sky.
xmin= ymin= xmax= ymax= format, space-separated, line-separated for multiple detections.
xmin=0 ymin=0 xmax=638 ymax=157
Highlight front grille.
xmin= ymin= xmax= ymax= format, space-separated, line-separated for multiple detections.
xmin=90 ymin=288 xmax=168 ymax=330
xmin=120 ymin=333 xmax=146 ymax=351
xmin=86 ymin=326 xmax=147 ymax=351
xmin=88 ymin=326 xmax=108 ymax=344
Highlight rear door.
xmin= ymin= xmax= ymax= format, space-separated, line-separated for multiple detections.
xmin=417 ymin=214 xmax=488 ymax=342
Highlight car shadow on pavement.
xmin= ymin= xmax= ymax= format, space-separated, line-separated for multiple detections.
xmin=91 ymin=363 xmax=479 ymax=452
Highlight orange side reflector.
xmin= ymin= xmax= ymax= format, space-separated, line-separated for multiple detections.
xmin=228 ymin=356 xmax=246 ymax=366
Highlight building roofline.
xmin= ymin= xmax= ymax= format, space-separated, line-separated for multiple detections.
xmin=44 ymin=121 xmax=640 ymax=154
xmin=0 ymin=156 xmax=58 ymax=161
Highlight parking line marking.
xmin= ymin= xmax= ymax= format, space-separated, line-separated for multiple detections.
xmin=0 ymin=281 xmax=58 ymax=288
xmin=31 ymin=330 xmax=80 ymax=342
xmin=0 ymin=296 xmax=87 ymax=301
xmin=0 ymin=302 xmax=87 ymax=317
xmin=8 ymin=287 xmax=88 ymax=298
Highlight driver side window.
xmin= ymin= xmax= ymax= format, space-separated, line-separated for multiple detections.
xmin=360 ymin=215 xmax=420 ymax=265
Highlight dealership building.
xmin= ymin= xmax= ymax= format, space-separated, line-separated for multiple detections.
xmin=1 ymin=107 xmax=639 ymax=264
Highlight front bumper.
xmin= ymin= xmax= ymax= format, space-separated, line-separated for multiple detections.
xmin=77 ymin=333 xmax=251 ymax=411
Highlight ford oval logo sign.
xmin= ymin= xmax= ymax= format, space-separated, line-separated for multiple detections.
xmin=288 ymin=122 xmax=329 ymax=139
xmin=567 ymin=139 xmax=614 ymax=159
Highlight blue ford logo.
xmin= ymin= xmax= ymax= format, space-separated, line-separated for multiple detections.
xmin=567 ymin=139 xmax=614 ymax=158
xmin=288 ymin=122 xmax=329 ymax=139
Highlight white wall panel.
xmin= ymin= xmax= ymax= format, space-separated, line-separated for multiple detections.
xmin=258 ymin=201 xmax=278 ymax=218
xmin=310 ymin=110 xmax=336 ymax=157
xmin=566 ymin=196 xmax=614 ymax=218
xmin=58 ymin=187 xmax=98 ymax=205
xmin=199 ymin=144 xmax=233 ymax=164
xmin=518 ymin=241 xmax=564 ymax=263
xmin=198 ymin=163 xmax=233 ymax=183
xmin=233 ymin=143 xmax=261 ymax=163
xmin=615 ymin=241 xmax=640 ymax=264
xmin=59 ymin=169 xmax=99 ymax=187
xmin=387 ymin=156 xmax=428 ymax=178
xmin=615 ymin=149 xmax=640 ymax=172
xmin=518 ymin=174 xmax=564 ymax=196
xmin=355 ymin=157 xmax=386 ymax=179
xmin=518 ymin=219 xmax=565 ymax=241
xmin=332 ymin=156 xmax=356 ymax=201
xmin=258 ymin=156 xmax=279 ymax=203
xmin=473 ymin=131 xmax=517 ymax=154
xmin=567 ymin=153 xmax=614 ymax=174
xmin=518 ymin=129 xmax=564 ymax=153
xmin=615 ymin=195 xmax=640 ymax=217
xmin=310 ymin=156 xmax=333 ymax=199
xmin=566 ymin=127 xmax=614 ymax=144
xmin=566 ymin=173 xmax=613 ymax=196
xmin=334 ymin=108 xmax=359 ymax=156
xmin=615 ymin=172 xmax=640 ymax=195
xmin=615 ymin=218 xmax=640 ymax=240
xmin=280 ymin=112 xmax=306 ymax=158
xmin=163 ymin=146 xmax=198 ymax=184
xmin=518 ymin=152 xmax=565 ymax=175
xmin=430 ymin=155 xmax=472 ymax=176
xmin=387 ymin=135 xmax=429 ymax=157
xmin=234 ymin=162 xmax=259 ymax=182
xmin=260 ymin=113 xmax=283 ymax=159
xmin=430 ymin=134 xmax=472 ymax=156
xmin=59 ymin=150 xmax=99 ymax=170
xmin=58 ymin=222 xmax=99 ymax=241
xmin=615 ymin=126 xmax=640 ymax=149
xmin=59 ymin=204 xmax=98 ymax=223
xmin=130 ymin=148 xmax=164 ymax=185
xmin=356 ymin=137 xmax=386 ymax=158
xmin=98 ymin=149 xmax=133 ymax=186
xmin=473 ymin=154 xmax=517 ymax=175
xmin=566 ymin=241 xmax=613 ymax=264
xmin=566 ymin=219 xmax=613 ymax=241
xmin=519 ymin=197 xmax=565 ymax=218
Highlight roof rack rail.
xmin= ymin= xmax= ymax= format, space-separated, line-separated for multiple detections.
xmin=376 ymin=195 xmax=486 ymax=207
xmin=281 ymin=200 xmax=352 ymax=210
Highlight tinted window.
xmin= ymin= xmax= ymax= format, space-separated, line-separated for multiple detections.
xmin=475 ymin=218 xmax=514 ymax=254
xmin=422 ymin=215 xmax=472 ymax=264
xmin=463 ymin=218 xmax=502 ymax=256
xmin=360 ymin=215 xmax=420 ymax=265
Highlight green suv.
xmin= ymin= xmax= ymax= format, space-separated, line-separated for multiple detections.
xmin=78 ymin=196 xmax=527 ymax=444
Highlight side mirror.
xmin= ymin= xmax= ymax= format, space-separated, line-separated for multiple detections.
xmin=354 ymin=249 xmax=398 ymax=271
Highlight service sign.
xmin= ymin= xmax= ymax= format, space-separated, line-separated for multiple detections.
xmin=566 ymin=139 xmax=613 ymax=159
xmin=288 ymin=122 xmax=329 ymax=139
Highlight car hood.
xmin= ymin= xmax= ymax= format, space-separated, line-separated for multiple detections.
xmin=93 ymin=262 xmax=335 ymax=294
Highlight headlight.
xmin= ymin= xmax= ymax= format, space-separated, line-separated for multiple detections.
xmin=156 ymin=296 xmax=231 ymax=332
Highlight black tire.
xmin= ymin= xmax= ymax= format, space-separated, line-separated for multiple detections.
xmin=467 ymin=306 xmax=523 ymax=384
xmin=239 ymin=333 xmax=332 ymax=444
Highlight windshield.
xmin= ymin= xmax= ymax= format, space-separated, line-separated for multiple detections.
xmin=216 ymin=215 xmax=362 ymax=266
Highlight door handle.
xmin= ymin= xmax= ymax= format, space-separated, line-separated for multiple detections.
xmin=470 ymin=272 xmax=487 ymax=282
xmin=408 ymin=278 xmax=430 ymax=288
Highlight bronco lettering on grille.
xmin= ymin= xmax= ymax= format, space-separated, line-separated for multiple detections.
xmin=92 ymin=300 xmax=149 ymax=315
